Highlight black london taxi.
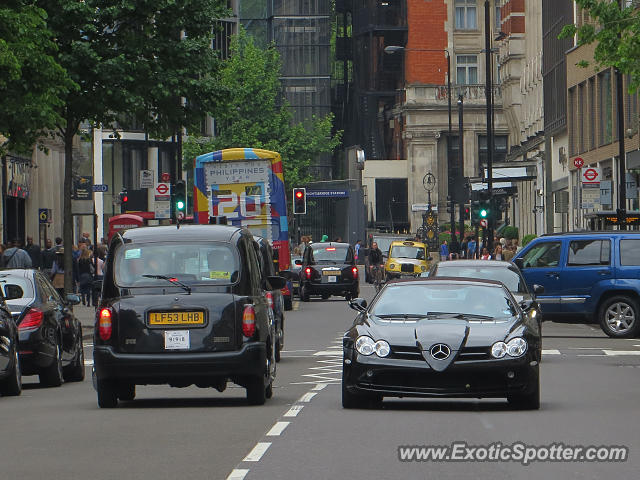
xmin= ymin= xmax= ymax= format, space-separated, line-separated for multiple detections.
xmin=93 ymin=225 xmax=285 ymax=408
xmin=299 ymin=242 xmax=359 ymax=301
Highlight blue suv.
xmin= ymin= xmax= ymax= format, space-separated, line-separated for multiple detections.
xmin=513 ymin=232 xmax=640 ymax=338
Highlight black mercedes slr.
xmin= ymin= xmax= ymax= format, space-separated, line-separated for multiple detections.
xmin=342 ymin=277 xmax=541 ymax=410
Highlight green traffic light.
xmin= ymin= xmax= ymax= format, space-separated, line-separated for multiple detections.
xmin=176 ymin=200 xmax=185 ymax=210
xmin=480 ymin=209 xmax=488 ymax=218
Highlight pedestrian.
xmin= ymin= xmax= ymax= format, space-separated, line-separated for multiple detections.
xmin=24 ymin=236 xmax=42 ymax=269
xmin=449 ymin=236 xmax=460 ymax=260
xmin=50 ymin=249 xmax=66 ymax=298
xmin=493 ymin=244 xmax=504 ymax=261
xmin=77 ymin=248 xmax=94 ymax=305
xmin=502 ymin=244 xmax=515 ymax=262
xmin=460 ymin=236 xmax=468 ymax=259
xmin=354 ymin=240 xmax=362 ymax=262
xmin=440 ymin=240 xmax=449 ymax=262
xmin=41 ymin=239 xmax=57 ymax=275
xmin=80 ymin=232 xmax=92 ymax=250
xmin=91 ymin=247 xmax=106 ymax=306
xmin=1 ymin=239 xmax=33 ymax=268
xmin=480 ymin=247 xmax=491 ymax=260
xmin=467 ymin=236 xmax=477 ymax=259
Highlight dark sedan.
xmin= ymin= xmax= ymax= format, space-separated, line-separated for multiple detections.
xmin=343 ymin=278 xmax=541 ymax=410
xmin=1 ymin=269 xmax=84 ymax=387
xmin=0 ymin=290 xmax=21 ymax=396
xmin=300 ymin=243 xmax=359 ymax=301
xmin=424 ymin=260 xmax=543 ymax=330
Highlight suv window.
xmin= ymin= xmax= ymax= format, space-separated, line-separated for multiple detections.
xmin=521 ymin=241 xmax=561 ymax=268
xmin=620 ymin=239 xmax=640 ymax=266
xmin=567 ymin=240 xmax=610 ymax=266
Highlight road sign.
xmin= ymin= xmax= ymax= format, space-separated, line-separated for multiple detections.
xmin=92 ymin=184 xmax=108 ymax=192
xmin=155 ymin=182 xmax=170 ymax=201
xmin=72 ymin=176 xmax=93 ymax=200
xmin=480 ymin=219 xmax=488 ymax=228
xmin=154 ymin=201 xmax=171 ymax=219
xmin=581 ymin=187 xmax=600 ymax=209
xmin=161 ymin=172 xmax=171 ymax=183
xmin=581 ymin=168 xmax=601 ymax=185
xmin=140 ymin=170 xmax=154 ymax=189
xmin=38 ymin=208 xmax=51 ymax=224
xmin=574 ymin=157 xmax=584 ymax=168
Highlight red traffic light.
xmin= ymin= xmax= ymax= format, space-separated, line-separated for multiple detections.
xmin=293 ymin=188 xmax=306 ymax=214
xmin=122 ymin=195 xmax=128 ymax=203
xmin=295 ymin=190 xmax=303 ymax=199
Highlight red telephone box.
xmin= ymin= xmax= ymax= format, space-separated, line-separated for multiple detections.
xmin=108 ymin=214 xmax=145 ymax=243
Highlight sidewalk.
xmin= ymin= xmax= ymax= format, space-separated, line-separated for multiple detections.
xmin=72 ymin=305 xmax=96 ymax=340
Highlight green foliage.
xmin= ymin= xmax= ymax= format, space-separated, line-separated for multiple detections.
xmin=521 ymin=234 xmax=537 ymax=247
xmin=560 ymin=0 xmax=640 ymax=93
xmin=0 ymin=2 xmax=72 ymax=154
xmin=501 ymin=226 xmax=519 ymax=240
xmin=184 ymin=28 xmax=342 ymax=190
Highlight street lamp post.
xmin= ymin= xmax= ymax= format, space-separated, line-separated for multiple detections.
xmin=384 ymin=45 xmax=454 ymax=241
xmin=484 ymin=0 xmax=495 ymax=250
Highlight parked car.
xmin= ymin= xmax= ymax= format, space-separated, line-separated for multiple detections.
xmin=425 ymin=260 xmax=543 ymax=332
xmin=299 ymin=242 xmax=359 ymax=302
xmin=0 ymin=288 xmax=21 ymax=396
xmin=253 ymin=236 xmax=285 ymax=362
xmin=513 ymin=231 xmax=640 ymax=338
xmin=343 ymin=278 xmax=541 ymax=410
xmin=93 ymin=225 xmax=285 ymax=408
xmin=384 ymin=240 xmax=431 ymax=280
xmin=0 ymin=269 xmax=84 ymax=387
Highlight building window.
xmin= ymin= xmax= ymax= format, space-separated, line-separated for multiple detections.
xmin=589 ymin=77 xmax=596 ymax=150
xmin=495 ymin=2 xmax=501 ymax=30
xmin=455 ymin=0 xmax=477 ymax=30
xmin=578 ymin=82 xmax=586 ymax=153
xmin=478 ymin=135 xmax=508 ymax=166
xmin=568 ymin=86 xmax=576 ymax=155
xmin=598 ymin=70 xmax=613 ymax=146
xmin=456 ymin=55 xmax=478 ymax=84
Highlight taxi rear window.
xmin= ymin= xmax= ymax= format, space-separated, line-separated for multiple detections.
xmin=389 ymin=245 xmax=426 ymax=260
xmin=114 ymin=242 xmax=240 ymax=286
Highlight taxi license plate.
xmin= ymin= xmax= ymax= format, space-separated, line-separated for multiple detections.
xmin=322 ymin=270 xmax=340 ymax=275
xmin=164 ymin=330 xmax=189 ymax=350
xmin=149 ymin=311 xmax=204 ymax=326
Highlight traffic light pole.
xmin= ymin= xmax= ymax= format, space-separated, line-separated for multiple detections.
xmin=458 ymin=95 xmax=465 ymax=246
xmin=484 ymin=0 xmax=495 ymax=250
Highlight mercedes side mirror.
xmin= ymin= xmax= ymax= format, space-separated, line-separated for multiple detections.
xmin=349 ymin=297 xmax=367 ymax=312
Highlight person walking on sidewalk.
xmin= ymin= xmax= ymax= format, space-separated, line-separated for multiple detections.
xmin=1 ymin=239 xmax=32 ymax=268
xmin=77 ymin=249 xmax=94 ymax=306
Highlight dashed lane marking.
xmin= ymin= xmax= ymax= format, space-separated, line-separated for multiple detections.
xmin=266 ymin=422 xmax=290 ymax=437
xmin=312 ymin=383 xmax=328 ymax=391
xmin=243 ymin=442 xmax=271 ymax=462
xmin=298 ymin=392 xmax=317 ymax=403
xmin=226 ymin=469 xmax=249 ymax=480
xmin=313 ymin=350 xmax=342 ymax=356
xmin=542 ymin=349 xmax=561 ymax=355
xmin=603 ymin=350 xmax=640 ymax=356
xmin=283 ymin=405 xmax=304 ymax=417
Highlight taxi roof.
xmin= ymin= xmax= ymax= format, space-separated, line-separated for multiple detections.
xmin=120 ymin=224 xmax=243 ymax=243
xmin=389 ymin=240 xmax=426 ymax=247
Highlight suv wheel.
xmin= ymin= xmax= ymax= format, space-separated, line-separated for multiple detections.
xmin=599 ymin=296 xmax=639 ymax=338
xmin=40 ymin=343 xmax=63 ymax=387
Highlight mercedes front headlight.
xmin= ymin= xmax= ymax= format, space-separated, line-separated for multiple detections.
xmin=491 ymin=341 xmax=507 ymax=358
xmin=374 ymin=340 xmax=391 ymax=357
xmin=355 ymin=336 xmax=376 ymax=356
xmin=506 ymin=337 xmax=528 ymax=357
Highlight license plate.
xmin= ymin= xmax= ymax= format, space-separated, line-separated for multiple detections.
xmin=328 ymin=276 xmax=337 ymax=283
xmin=322 ymin=270 xmax=340 ymax=275
xmin=292 ymin=281 xmax=299 ymax=288
xmin=164 ymin=330 xmax=190 ymax=350
xmin=149 ymin=311 xmax=204 ymax=326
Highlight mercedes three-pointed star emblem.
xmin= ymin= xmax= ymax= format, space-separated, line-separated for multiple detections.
xmin=430 ymin=343 xmax=451 ymax=360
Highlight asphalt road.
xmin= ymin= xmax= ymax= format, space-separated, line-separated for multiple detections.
xmin=2 ymin=283 xmax=639 ymax=480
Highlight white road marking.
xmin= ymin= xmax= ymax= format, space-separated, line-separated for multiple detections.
xmin=603 ymin=350 xmax=640 ymax=356
xmin=567 ymin=347 xmax=606 ymax=350
xmin=266 ymin=421 xmax=290 ymax=437
xmin=226 ymin=469 xmax=249 ymax=480
xmin=243 ymin=442 xmax=271 ymax=462
xmin=299 ymin=392 xmax=317 ymax=403
xmin=290 ymin=380 xmax=340 ymax=385
xmin=313 ymin=350 xmax=342 ymax=356
xmin=84 ymin=359 xmax=94 ymax=366
xmin=542 ymin=349 xmax=561 ymax=355
xmin=281 ymin=349 xmax=315 ymax=353
xmin=283 ymin=405 xmax=304 ymax=417
xmin=312 ymin=383 xmax=328 ymax=391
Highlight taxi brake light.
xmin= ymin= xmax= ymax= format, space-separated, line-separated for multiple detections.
xmin=305 ymin=267 xmax=313 ymax=279
xmin=242 ymin=305 xmax=256 ymax=338
xmin=352 ymin=266 xmax=358 ymax=278
xmin=98 ymin=308 xmax=113 ymax=341
xmin=326 ymin=247 xmax=336 ymax=251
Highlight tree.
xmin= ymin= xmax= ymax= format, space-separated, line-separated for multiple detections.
xmin=0 ymin=1 xmax=72 ymax=155
xmin=36 ymin=0 xmax=228 ymax=293
xmin=560 ymin=1 xmax=640 ymax=92
xmin=183 ymin=29 xmax=342 ymax=190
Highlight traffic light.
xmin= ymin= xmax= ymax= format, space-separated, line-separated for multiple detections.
xmin=174 ymin=180 xmax=186 ymax=213
xmin=479 ymin=203 xmax=490 ymax=220
xmin=293 ymin=187 xmax=306 ymax=214
xmin=464 ymin=205 xmax=470 ymax=220
xmin=119 ymin=190 xmax=128 ymax=214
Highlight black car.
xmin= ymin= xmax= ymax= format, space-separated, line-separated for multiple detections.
xmin=425 ymin=260 xmax=543 ymax=329
xmin=1 ymin=269 xmax=84 ymax=387
xmin=0 ymin=288 xmax=21 ymax=396
xmin=253 ymin=236 xmax=285 ymax=362
xmin=343 ymin=278 xmax=541 ymax=409
xmin=93 ymin=225 xmax=285 ymax=408
xmin=300 ymin=242 xmax=359 ymax=301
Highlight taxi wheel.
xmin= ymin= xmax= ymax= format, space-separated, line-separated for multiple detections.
xmin=117 ymin=382 xmax=136 ymax=401
xmin=97 ymin=379 xmax=118 ymax=408
xmin=300 ymin=285 xmax=310 ymax=302
xmin=246 ymin=376 xmax=266 ymax=405
xmin=321 ymin=293 xmax=330 ymax=300
xmin=64 ymin=334 xmax=85 ymax=382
